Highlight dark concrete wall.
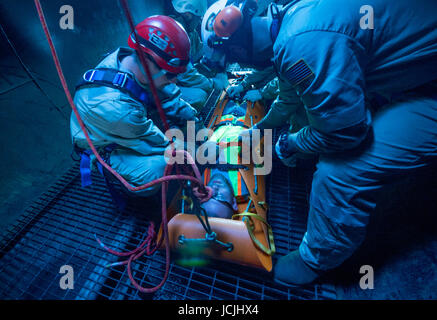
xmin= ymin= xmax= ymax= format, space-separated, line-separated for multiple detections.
xmin=0 ymin=0 xmax=166 ymax=234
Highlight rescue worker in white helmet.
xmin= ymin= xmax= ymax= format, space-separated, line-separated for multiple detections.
xmin=168 ymin=0 xmax=229 ymax=111
xmin=202 ymin=0 xmax=309 ymax=146
xmin=201 ymin=0 xmax=437 ymax=285
xmin=71 ymin=16 xmax=201 ymax=196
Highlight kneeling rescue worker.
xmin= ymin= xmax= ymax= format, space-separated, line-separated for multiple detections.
xmin=71 ymin=16 xmax=198 ymax=197
xmin=201 ymin=0 xmax=437 ymax=285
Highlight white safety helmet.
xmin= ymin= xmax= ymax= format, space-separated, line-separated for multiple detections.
xmin=201 ymin=0 xmax=259 ymax=70
xmin=172 ymin=0 xmax=208 ymax=17
xmin=201 ymin=0 xmax=232 ymax=45
xmin=201 ymin=0 xmax=258 ymax=43
xmin=200 ymin=0 xmax=228 ymax=70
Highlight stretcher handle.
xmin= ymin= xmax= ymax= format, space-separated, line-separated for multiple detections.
xmin=232 ymin=212 xmax=276 ymax=256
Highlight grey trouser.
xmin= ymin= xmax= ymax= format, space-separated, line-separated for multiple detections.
xmin=300 ymin=89 xmax=437 ymax=270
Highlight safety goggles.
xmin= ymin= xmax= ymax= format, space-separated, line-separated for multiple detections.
xmin=149 ymin=59 xmax=178 ymax=81
xmin=152 ymin=68 xmax=178 ymax=81
xmin=130 ymin=32 xmax=189 ymax=68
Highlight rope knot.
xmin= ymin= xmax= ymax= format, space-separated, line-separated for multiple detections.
xmin=192 ymin=185 xmax=213 ymax=204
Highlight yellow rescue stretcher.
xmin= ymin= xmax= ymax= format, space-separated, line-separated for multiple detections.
xmin=161 ymin=91 xmax=276 ymax=272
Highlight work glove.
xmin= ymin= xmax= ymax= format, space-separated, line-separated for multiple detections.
xmin=211 ymin=72 xmax=229 ymax=91
xmin=275 ymin=132 xmax=298 ymax=167
xmin=226 ymin=84 xmax=244 ymax=98
xmin=243 ymin=89 xmax=262 ymax=102
xmin=161 ymin=83 xmax=181 ymax=98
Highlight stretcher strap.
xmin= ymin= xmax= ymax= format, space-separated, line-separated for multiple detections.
xmin=180 ymin=195 xmax=194 ymax=211
xmin=232 ymin=212 xmax=276 ymax=256
xmin=80 ymin=151 xmax=93 ymax=187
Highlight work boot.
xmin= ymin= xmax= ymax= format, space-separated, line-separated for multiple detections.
xmin=273 ymin=250 xmax=322 ymax=286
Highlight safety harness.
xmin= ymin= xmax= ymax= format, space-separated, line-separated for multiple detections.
xmin=76 ymin=68 xmax=152 ymax=106
xmin=75 ymin=67 xmax=154 ymax=191
xmin=269 ymin=1 xmax=299 ymax=43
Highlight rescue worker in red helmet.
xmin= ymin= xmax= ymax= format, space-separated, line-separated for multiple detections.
xmin=71 ymin=16 xmax=201 ymax=196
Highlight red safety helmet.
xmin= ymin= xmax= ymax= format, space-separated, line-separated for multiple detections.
xmin=128 ymin=15 xmax=191 ymax=74
xmin=213 ymin=5 xmax=243 ymax=38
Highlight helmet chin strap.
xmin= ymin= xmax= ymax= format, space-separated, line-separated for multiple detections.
xmin=136 ymin=56 xmax=167 ymax=83
xmin=151 ymin=69 xmax=167 ymax=80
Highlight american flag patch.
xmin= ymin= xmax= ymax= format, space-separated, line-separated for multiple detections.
xmin=285 ymin=59 xmax=314 ymax=88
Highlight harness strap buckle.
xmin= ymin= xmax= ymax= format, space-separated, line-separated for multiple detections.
xmin=83 ymin=69 xmax=96 ymax=82
xmin=112 ymin=72 xmax=128 ymax=88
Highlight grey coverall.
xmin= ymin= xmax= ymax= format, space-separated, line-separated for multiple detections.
xmin=71 ymin=47 xmax=198 ymax=196
xmin=268 ymin=0 xmax=437 ymax=270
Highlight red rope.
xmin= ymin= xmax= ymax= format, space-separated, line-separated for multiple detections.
xmin=34 ymin=0 xmax=212 ymax=293
xmin=119 ymin=0 xmax=170 ymax=133
xmin=95 ymin=222 xmax=156 ymax=257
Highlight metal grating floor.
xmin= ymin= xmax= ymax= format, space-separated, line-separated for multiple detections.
xmin=0 ymin=91 xmax=336 ymax=300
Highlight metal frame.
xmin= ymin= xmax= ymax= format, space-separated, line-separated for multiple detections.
xmin=0 ymin=90 xmax=336 ymax=300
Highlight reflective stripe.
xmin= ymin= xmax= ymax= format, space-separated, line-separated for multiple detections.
xmin=228 ymin=170 xmax=239 ymax=197
xmin=218 ymin=114 xmax=246 ymax=126
xmin=204 ymin=168 xmax=211 ymax=185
